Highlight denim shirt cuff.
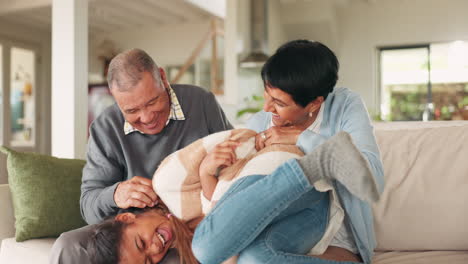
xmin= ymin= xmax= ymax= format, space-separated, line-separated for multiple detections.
xmin=297 ymin=130 xmax=328 ymax=154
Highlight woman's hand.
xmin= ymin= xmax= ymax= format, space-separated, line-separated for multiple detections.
xmin=255 ymin=126 xmax=303 ymax=151
xmin=199 ymin=140 xmax=239 ymax=200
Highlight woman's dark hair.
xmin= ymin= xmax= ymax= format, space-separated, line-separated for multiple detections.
xmin=261 ymin=39 xmax=339 ymax=107
xmin=88 ymin=204 xmax=198 ymax=264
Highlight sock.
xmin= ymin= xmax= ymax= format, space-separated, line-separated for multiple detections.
xmin=297 ymin=131 xmax=380 ymax=203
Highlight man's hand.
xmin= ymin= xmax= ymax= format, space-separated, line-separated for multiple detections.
xmin=114 ymin=176 xmax=159 ymax=209
xmin=255 ymin=126 xmax=303 ymax=151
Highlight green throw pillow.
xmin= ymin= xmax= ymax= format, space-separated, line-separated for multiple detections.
xmin=0 ymin=146 xmax=87 ymax=242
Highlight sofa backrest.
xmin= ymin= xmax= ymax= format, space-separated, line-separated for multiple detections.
xmin=0 ymin=153 xmax=7 ymax=184
xmin=0 ymin=184 xmax=15 ymax=243
xmin=372 ymin=121 xmax=468 ymax=251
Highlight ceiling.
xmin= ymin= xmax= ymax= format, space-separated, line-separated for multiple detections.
xmin=0 ymin=0 xmax=218 ymax=36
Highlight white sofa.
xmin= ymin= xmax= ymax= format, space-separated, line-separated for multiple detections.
xmin=1 ymin=121 xmax=468 ymax=263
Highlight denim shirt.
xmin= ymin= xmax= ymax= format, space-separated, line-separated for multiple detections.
xmin=246 ymin=87 xmax=385 ymax=264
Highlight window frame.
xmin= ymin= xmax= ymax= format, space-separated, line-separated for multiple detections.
xmin=377 ymin=43 xmax=433 ymax=121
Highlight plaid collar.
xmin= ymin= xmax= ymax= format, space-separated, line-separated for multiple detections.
xmin=123 ymin=86 xmax=185 ymax=135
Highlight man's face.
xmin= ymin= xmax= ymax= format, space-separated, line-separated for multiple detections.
xmin=112 ymin=71 xmax=170 ymax=135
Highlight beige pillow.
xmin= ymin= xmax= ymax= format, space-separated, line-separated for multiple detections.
xmin=373 ymin=124 xmax=468 ymax=251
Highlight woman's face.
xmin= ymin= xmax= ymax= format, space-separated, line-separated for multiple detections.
xmin=263 ymin=85 xmax=322 ymax=128
xmin=116 ymin=210 xmax=174 ymax=264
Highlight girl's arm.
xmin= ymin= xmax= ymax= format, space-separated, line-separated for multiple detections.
xmin=199 ymin=140 xmax=239 ymax=201
xmin=200 ymin=170 xmax=219 ymax=201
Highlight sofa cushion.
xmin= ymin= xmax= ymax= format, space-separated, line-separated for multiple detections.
xmin=373 ymin=250 xmax=468 ymax=264
xmin=373 ymin=123 xmax=468 ymax=251
xmin=0 ymin=147 xmax=87 ymax=242
xmin=0 ymin=237 xmax=55 ymax=264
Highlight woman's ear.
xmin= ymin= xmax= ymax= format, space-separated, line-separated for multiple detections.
xmin=115 ymin=213 xmax=136 ymax=224
xmin=305 ymin=96 xmax=324 ymax=113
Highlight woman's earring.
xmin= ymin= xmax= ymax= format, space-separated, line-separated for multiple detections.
xmin=309 ymin=112 xmax=313 ymax=118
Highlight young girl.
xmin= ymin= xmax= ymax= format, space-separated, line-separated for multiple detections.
xmin=88 ymin=202 xmax=199 ymax=264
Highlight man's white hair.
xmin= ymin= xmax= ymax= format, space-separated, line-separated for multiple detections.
xmin=107 ymin=48 xmax=162 ymax=91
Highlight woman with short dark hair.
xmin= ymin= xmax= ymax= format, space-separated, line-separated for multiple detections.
xmin=236 ymin=39 xmax=383 ymax=263
xmin=193 ymin=39 xmax=383 ymax=263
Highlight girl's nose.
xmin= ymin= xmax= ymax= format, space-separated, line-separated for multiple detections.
xmin=147 ymin=239 xmax=163 ymax=255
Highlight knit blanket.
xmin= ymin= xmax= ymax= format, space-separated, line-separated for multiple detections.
xmin=152 ymin=128 xmax=304 ymax=222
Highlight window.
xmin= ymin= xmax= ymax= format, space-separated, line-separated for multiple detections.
xmin=379 ymin=41 xmax=468 ymax=121
xmin=10 ymin=47 xmax=36 ymax=147
xmin=0 ymin=40 xmax=41 ymax=152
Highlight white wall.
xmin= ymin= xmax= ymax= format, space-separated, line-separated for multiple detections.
xmin=336 ymin=0 xmax=468 ymax=113
xmin=104 ymin=21 xmax=218 ymax=67
xmin=267 ymin=0 xmax=287 ymax=53
xmin=88 ymin=38 xmax=106 ymax=84
xmin=280 ymin=0 xmax=339 ymax=52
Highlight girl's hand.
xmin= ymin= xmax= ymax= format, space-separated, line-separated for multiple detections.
xmin=199 ymin=140 xmax=239 ymax=200
xmin=199 ymin=140 xmax=240 ymax=177
xmin=255 ymin=126 xmax=303 ymax=150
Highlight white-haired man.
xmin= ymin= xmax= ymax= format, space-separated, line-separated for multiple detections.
xmin=49 ymin=49 xmax=232 ymax=264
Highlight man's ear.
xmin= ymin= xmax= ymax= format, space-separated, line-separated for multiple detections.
xmin=305 ymin=96 xmax=324 ymax=113
xmin=159 ymin=67 xmax=170 ymax=89
xmin=115 ymin=213 xmax=136 ymax=224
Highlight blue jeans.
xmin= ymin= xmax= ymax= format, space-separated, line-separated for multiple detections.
xmin=192 ymin=159 xmax=360 ymax=264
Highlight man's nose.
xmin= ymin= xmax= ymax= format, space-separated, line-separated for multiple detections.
xmin=140 ymin=109 xmax=155 ymax=124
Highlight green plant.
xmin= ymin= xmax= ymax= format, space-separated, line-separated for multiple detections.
xmin=236 ymin=95 xmax=264 ymax=118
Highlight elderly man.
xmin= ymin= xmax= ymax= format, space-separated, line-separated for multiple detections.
xmin=49 ymin=49 xmax=232 ymax=263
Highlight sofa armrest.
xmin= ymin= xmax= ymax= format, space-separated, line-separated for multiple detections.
xmin=0 ymin=184 xmax=15 ymax=242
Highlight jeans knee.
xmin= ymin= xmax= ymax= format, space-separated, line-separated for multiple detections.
xmin=191 ymin=241 xmax=212 ymax=264
xmin=237 ymin=245 xmax=268 ymax=264
xmin=192 ymin=236 xmax=230 ymax=264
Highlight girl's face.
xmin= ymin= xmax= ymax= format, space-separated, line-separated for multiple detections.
xmin=116 ymin=210 xmax=175 ymax=264
xmin=262 ymin=85 xmax=323 ymax=128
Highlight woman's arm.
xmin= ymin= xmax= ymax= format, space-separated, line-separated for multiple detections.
xmin=339 ymin=93 xmax=384 ymax=192
xmin=296 ymin=93 xmax=384 ymax=192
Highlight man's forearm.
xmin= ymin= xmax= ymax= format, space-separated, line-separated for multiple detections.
xmin=80 ymin=182 xmax=120 ymax=224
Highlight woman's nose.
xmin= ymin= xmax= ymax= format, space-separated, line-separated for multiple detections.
xmin=263 ymin=98 xmax=274 ymax=113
